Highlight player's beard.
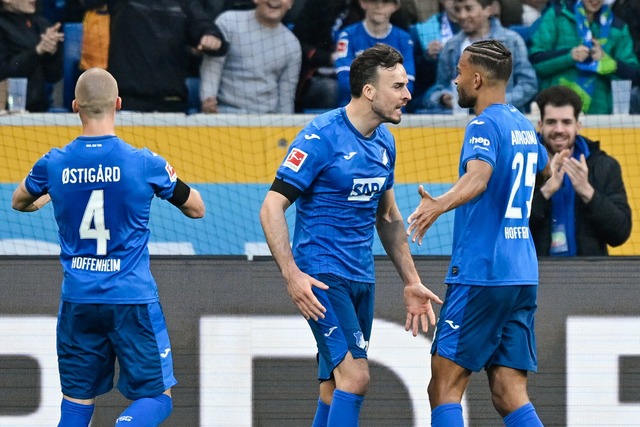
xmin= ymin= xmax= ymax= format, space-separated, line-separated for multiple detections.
xmin=372 ymin=100 xmax=402 ymax=125
xmin=457 ymin=87 xmax=475 ymax=109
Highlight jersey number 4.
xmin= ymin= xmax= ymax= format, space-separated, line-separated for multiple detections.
xmin=505 ymin=152 xmax=538 ymax=219
xmin=79 ymin=190 xmax=111 ymax=256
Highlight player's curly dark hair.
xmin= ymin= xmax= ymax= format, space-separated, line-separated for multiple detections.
xmin=349 ymin=43 xmax=404 ymax=98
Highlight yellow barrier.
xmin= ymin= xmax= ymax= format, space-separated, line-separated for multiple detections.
xmin=1 ymin=114 xmax=638 ymax=254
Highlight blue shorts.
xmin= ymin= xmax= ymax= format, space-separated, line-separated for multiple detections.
xmin=431 ymin=284 xmax=538 ymax=373
xmin=57 ymin=301 xmax=177 ymax=400
xmin=308 ymin=274 xmax=375 ymax=381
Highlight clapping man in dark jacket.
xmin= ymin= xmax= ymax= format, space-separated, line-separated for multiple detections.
xmin=530 ymin=85 xmax=632 ymax=256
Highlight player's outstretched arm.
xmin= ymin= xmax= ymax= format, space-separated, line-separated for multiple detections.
xmin=11 ymin=180 xmax=51 ymax=212
xmin=376 ymin=190 xmax=442 ymax=336
xmin=260 ymin=191 xmax=328 ymax=321
xmin=407 ymin=159 xmax=493 ymax=245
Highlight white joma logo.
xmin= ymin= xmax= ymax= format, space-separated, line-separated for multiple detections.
xmin=324 ymin=326 xmax=338 ymax=337
xmin=343 ymin=152 xmax=357 ymax=160
xmin=304 ymin=134 xmax=320 ymax=140
xmin=445 ymin=320 xmax=460 ymax=330
xmin=160 ymin=348 xmax=171 ymax=358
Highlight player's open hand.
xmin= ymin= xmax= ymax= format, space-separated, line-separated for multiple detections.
xmin=285 ymin=270 xmax=329 ymax=322
xmin=403 ymin=283 xmax=442 ymax=337
xmin=407 ymin=185 xmax=440 ymax=245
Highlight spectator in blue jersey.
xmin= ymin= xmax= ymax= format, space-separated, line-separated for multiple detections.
xmin=0 ymin=0 xmax=64 ymax=112
xmin=11 ymin=68 xmax=205 ymax=427
xmin=260 ymin=44 xmax=442 ymax=427
xmin=407 ymin=40 xmax=550 ymax=427
xmin=334 ymin=0 xmax=415 ymax=107
xmin=530 ymin=85 xmax=631 ymax=256
xmin=414 ymin=0 xmax=537 ymax=114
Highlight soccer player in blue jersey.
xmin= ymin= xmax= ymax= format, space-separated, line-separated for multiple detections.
xmin=407 ymin=40 xmax=551 ymax=427
xmin=12 ymin=68 xmax=205 ymax=427
xmin=260 ymin=43 xmax=442 ymax=427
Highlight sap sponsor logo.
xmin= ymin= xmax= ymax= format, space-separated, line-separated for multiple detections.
xmin=469 ymin=136 xmax=490 ymax=151
xmin=283 ymin=148 xmax=308 ymax=172
xmin=348 ymin=177 xmax=386 ymax=201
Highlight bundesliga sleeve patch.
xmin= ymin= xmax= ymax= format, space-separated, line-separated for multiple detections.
xmin=335 ymin=39 xmax=348 ymax=59
xmin=283 ymin=148 xmax=308 ymax=172
xmin=165 ymin=162 xmax=178 ymax=182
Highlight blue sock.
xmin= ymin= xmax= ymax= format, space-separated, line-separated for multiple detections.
xmin=115 ymin=394 xmax=173 ymax=426
xmin=327 ymin=389 xmax=364 ymax=427
xmin=431 ymin=403 xmax=463 ymax=427
xmin=312 ymin=398 xmax=330 ymax=427
xmin=58 ymin=399 xmax=94 ymax=427
xmin=503 ymin=402 xmax=543 ymax=427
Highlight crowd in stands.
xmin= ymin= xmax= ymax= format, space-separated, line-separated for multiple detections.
xmin=0 ymin=0 xmax=638 ymax=115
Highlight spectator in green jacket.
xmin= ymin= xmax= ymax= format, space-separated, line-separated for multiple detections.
xmin=529 ymin=0 xmax=639 ymax=114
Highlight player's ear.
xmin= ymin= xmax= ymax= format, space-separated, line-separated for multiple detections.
xmin=362 ymin=83 xmax=375 ymax=102
xmin=115 ymin=96 xmax=122 ymax=111
xmin=71 ymin=99 xmax=79 ymax=113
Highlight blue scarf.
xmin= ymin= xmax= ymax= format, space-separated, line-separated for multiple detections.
xmin=569 ymin=0 xmax=614 ymax=111
xmin=549 ymin=136 xmax=591 ymax=256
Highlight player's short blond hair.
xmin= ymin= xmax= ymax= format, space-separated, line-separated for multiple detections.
xmin=74 ymin=68 xmax=118 ymax=118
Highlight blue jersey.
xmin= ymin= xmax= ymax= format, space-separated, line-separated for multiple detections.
xmin=334 ymin=21 xmax=415 ymax=106
xmin=275 ymin=108 xmax=395 ymax=282
xmin=24 ymin=135 xmax=178 ymax=304
xmin=446 ymin=104 xmax=549 ymax=286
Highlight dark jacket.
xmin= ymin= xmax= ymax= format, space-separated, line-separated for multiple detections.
xmin=0 ymin=10 xmax=63 ymax=112
xmin=530 ymin=135 xmax=632 ymax=256
xmin=106 ymin=0 xmax=228 ymax=109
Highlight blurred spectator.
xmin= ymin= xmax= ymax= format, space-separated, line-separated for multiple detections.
xmin=415 ymin=0 xmax=536 ymax=113
xmin=200 ymin=0 xmax=301 ymax=114
xmin=291 ymin=0 xmax=362 ymax=112
xmin=491 ymin=0 xmax=522 ymax=28
xmin=612 ymin=0 xmax=640 ymax=114
xmin=530 ymin=85 xmax=631 ymax=256
xmin=529 ymin=0 xmax=639 ymax=114
xmin=0 ymin=0 xmax=64 ymax=112
xmin=106 ymin=0 xmax=228 ymax=113
xmin=522 ymin=0 xmax=548 ymax=26
xmin=334 ymin=0 xmax=415 ymax=107
xmin=409 ymin=0 xmax=460 ymax=110
xmin=78 ymin=1 xmax=109 ymax=71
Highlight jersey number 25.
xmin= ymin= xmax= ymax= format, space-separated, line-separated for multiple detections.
xmin=505 ymin=152 xmax=538 ymax=219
